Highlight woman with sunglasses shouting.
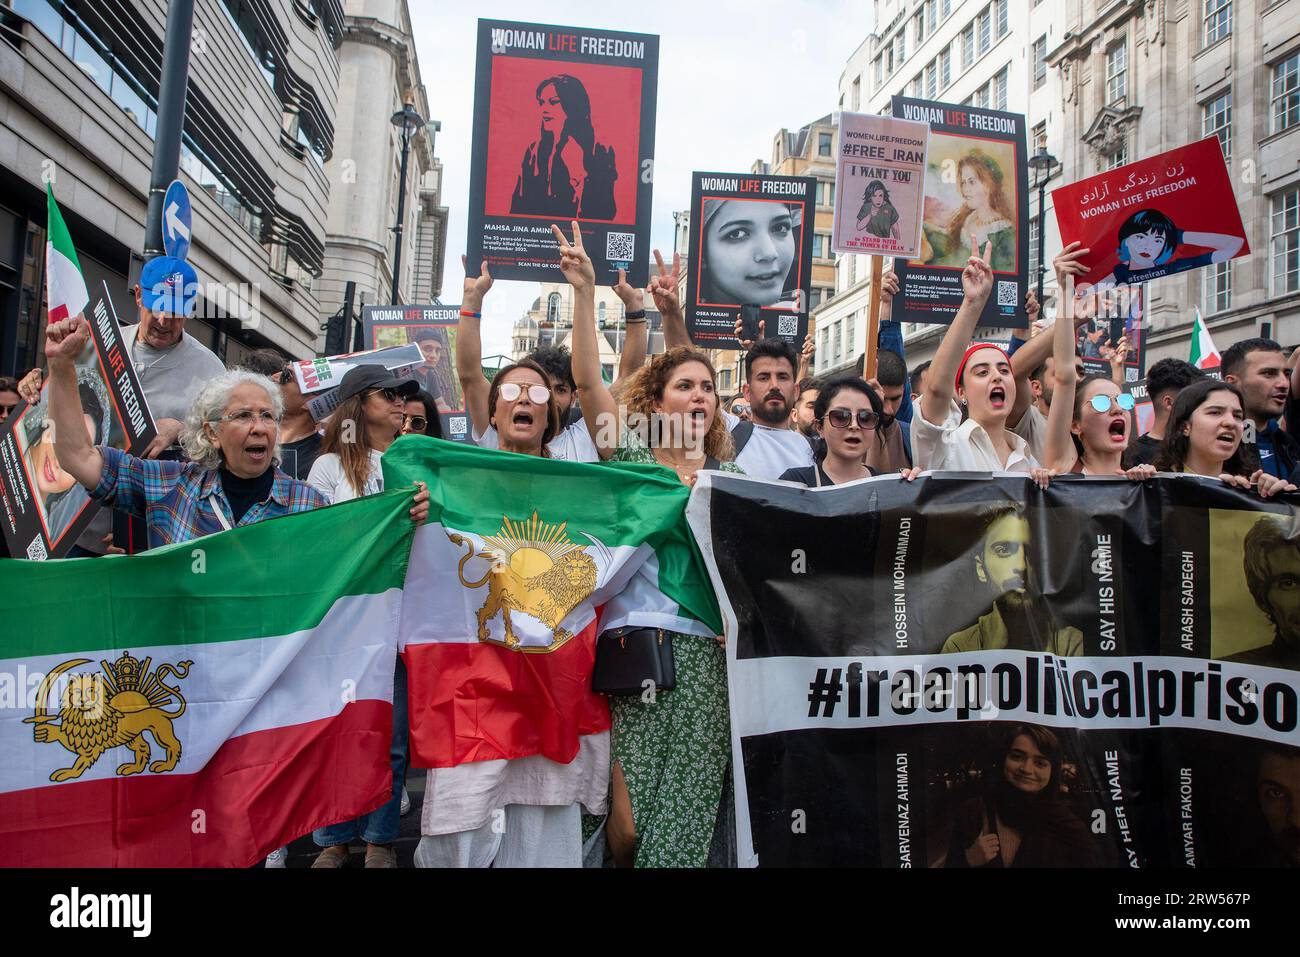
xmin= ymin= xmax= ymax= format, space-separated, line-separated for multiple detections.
xmin=1043 ymin=245 xmax=1155 ymax=481
xmin=780 ymin=376 xmax=922 ymax=486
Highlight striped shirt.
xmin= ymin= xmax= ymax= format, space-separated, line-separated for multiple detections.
xmin=91 ymin=445 xmax=328 ymax=548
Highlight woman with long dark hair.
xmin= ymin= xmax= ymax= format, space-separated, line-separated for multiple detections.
xmin=1154 ymin=378 xmax=1294 ymax=498
xmin=857 ymin=179 xmax=900 ymax=240
xmin=307 ymin=366 xmax=418 ymax=503
xmin=945 ymin=724 xmax=1100 ymax=868
xmin=511 ymin=74 xmax=616 ymax=220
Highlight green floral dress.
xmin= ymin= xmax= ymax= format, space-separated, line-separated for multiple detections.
xmin=606 ymin=439 xmax=742 ymax=867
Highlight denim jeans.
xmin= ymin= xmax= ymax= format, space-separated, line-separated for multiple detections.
xmin=314 ymin=656 xmax=408 ymax=847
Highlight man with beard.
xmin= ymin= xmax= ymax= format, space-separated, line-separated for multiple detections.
xmin=722 ymin=338 xmax=814 ymax=478
xmin=942 ymin=506 xmax=1083 ymax=656
xmin=1223 ymin=338 xmax=1299 ymax=480
xmin=1230 ymin=515 xmax=1300 ymax=669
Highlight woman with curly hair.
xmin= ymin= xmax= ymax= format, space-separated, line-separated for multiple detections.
xmin=553 ymin=220 xmax=740 ymax=867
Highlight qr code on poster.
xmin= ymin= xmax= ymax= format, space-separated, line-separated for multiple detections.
xmin=606 ymin=232 xmax=635 ymax=262
xmin=26 ymin=535 xmax=48 ymax=561
xmin=449 ymin=416 xmax=468 ymax=437
xmin=776 ymin=315 xmax=798 ymax=337
xmin=997 ymin=281 xmax=1018 ymax=307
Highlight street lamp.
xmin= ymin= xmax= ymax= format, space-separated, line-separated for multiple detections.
xmin=389 ymin=96 xmax=425 ymax=305
xmin=1028 ymin=143 xmax=1060 ymax=303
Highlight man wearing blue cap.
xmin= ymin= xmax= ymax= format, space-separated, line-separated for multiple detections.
xmin=128 ymin=255 xmax=225 ymax=458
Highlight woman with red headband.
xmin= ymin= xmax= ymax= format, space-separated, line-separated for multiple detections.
xmin=913 ymin=238 xmax=1051 ymax=484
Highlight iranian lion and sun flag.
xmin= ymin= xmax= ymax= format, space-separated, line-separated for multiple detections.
xmin=0 ymin=309 xmax=717 ymax=866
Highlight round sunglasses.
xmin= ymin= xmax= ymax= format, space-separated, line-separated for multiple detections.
xmin=1088 ymin=393 xmax=1136 ymax=414
xmin=499 ymin=382 xmax=551 ymax=404
xmin=824 ymin=408 xmax=880 ymax=429
xmin=403 ymin=415 xmax=428 ymax=431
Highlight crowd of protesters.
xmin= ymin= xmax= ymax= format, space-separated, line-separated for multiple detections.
xmin=5 ymin=219 xmax=1300 ymax=868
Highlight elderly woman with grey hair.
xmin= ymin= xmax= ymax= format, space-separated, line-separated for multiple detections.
xmin=42 ymin=314 xmax=431 ymax=548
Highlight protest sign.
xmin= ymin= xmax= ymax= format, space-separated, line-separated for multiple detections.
xmin=1123 ymin=377 xmax=1155 ymax=438
xmin=832 ymin=112 xmax=929 ymax=258
xmin=1052 ymin=137 xmax=1248 ymax=291
xmin=690 ymin=471 xmax=1299 ymax=867
xmin=290 ymin=344 xmax=424 ymax=396
xmin=1077 ymin=285 xmax=1147 ymax=383
xmin=466 ymin=19 xmax=659 ymax=287
xmin=0 ymin=281 xmax=154 ymax=560
xmin=363 ymin=305 xmax=470 ymax=442
xmin=683 ymin=172 xmax=817 ymax=350
xmin=890 ymin=96 xmax=1030 ymax=329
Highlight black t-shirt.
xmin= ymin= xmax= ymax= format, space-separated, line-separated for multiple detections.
xmin=779 ymin=463 xmax=878 ymax=487
xmin=220 ymin=467 xmax=275 ymax=524
xmin=1123 ymin=433 xmax=1163 ymax=468
xmin=278 ymin=432 xmax=323 ymax=481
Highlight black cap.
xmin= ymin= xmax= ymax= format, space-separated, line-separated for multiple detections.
xmin=336 ymin=364 xmax=419 ymax=403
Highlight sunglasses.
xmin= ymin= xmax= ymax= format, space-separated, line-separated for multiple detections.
xmin=825 ymin=408 xmax=880 ymax=430
xmin=1089 ymin=394 xmax=1136 ymax=413
xmin=403 ymin=415 xmax=428 ymax=431
xmin=499 ymin=382 xmax=551 ymax=404
xmin=364 ymin=388 xmax=403 ymax=403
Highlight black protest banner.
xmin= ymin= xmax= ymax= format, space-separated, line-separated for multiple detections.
xmin=684 ymin=171 xmax=817 ymax=351
xmin=0 ymin=282 xmax=154 ymax=560
xmin=363 ymin=305 xmax=470 ymax=442
xmin=890 ymin=96 xmax=1030 ymax=329
xmin=466 ymin=19 xmax=659 ymax=287
xmin=689 ymin=472 xmax=1298 ymax=867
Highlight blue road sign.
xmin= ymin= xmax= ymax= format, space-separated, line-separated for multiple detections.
xmin=162 ymin=179 xmax=192 ymax=261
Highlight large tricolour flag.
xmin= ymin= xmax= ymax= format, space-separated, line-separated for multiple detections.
xmin=0 ymin=490 xmax=415 ymax=867
xmin=46 ymin=186 xmax=89 ymax=326
xmin=383 ymin=437 xmax=721 ymax=768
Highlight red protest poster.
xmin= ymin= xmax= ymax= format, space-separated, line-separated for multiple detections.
xmin=483 ymin=55 xmax=642 ymax=225
xmin=1051 ymin=138 xmax=1248 ymax=291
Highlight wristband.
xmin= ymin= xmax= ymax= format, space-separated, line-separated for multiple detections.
xmin=624 ymin=309 xmax=647 ymax=322
xmin=460 ymin=310 xmax=481 ymax=319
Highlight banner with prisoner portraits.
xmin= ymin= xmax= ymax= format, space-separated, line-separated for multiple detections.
xmin=689 ymin=472 xmax=1299 ymax=868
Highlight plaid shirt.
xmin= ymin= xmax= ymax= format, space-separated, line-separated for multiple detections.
xmin=92 ymin=445 xmax=328 ymax=548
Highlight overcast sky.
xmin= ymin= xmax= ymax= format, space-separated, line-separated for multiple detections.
xmin=409 ymin=1 xmax=867 ymax=357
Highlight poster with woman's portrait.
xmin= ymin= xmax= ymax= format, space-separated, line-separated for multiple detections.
xmin=890 ymin=97 xmax=1030 ymax=329
xmin=683 ymin=172 xmax=817 ymax=350
xmin=1052 ymin=137 xmax=1249 ymax=293
xmin=362 ymin=305 xmax=470 ymax=442
xmin=0 ymin=285 xmax=154 ymax=560
xmin=467 ymin=19 xmax=658 ymax=287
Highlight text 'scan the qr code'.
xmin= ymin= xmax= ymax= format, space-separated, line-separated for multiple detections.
xmin=997 ymin=281 xmax=1018 ymax=307
xmin=777 ymin=315 xmax=799 ymax=338
xmin=606 ymin=232 xmax=635 ymax=262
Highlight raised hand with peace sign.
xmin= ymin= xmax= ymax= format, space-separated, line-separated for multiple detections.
xmin=551 ymin=220 xmax=595 ymax=293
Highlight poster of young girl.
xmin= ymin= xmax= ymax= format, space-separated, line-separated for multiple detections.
xmin=683 ymin=171 xmax=817 ymax=350
xmin=1051 ymin=137 xmax=1248 ymax=292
